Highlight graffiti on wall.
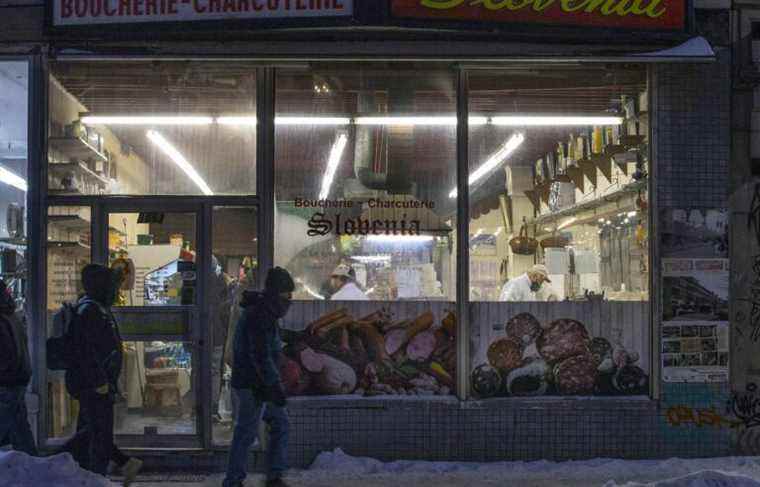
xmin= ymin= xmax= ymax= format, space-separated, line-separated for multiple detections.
xmin=665 ymin=405 xmax=741 ymax=429
xmin=736 ymin=255 xmax=760 ymax=342
xmin=726 ymin=383 xmax=760 ymax=454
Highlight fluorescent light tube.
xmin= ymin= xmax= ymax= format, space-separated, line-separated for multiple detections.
xmin=217 ymin=116 xmax=257 ymax=126
xmin=318 ymin=133 xmax=349 ymax=200
xmin=147 ymin=130 xmax=213 ymax=196
xmin=0 ymin=165 xmax=27 ymax=192
xmin=557 ymin=217 xmax=578 ymax=230
xmin=351 ymin=255 xmax=392 ymax=263
xmin=83 ymin=115 xmax=213 ymax=125
xmin=356 ymin=116 xmax=458 ymax=126
xmin=277 ymin=116 xmax=351 ymax=126
xmin=449 ymin=133 xmax=525 ymax=198
xmin=366 ymin=235 xmax=434 ymax=243
xmin=491 ymin=116 xmax=623 ymax=126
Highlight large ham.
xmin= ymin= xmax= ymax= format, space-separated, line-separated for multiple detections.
xmin=406 ymin=331 xmax=437 ymax=362
xmin=537 ymin=319 xmax=590 ymax=364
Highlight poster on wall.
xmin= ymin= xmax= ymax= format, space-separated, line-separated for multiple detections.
xmin=660 ymin=208 xmax=728 ymax=259
xmin=661 ymin=258 xmax=729 ymax=383
xmin=662 ymin=321 xmax=729 ymax=383
xmin=662 ymin=259 xmax=729 ymax=322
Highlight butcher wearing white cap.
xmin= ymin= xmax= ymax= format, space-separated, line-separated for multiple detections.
xmin=499 ymin=264 xmax=556 ymax=302
xmin=329 ymin=264 xmax=369 ymax=301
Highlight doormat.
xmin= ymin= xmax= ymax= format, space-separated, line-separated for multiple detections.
xmin=110 ymin=473 xmax=208 ymax=482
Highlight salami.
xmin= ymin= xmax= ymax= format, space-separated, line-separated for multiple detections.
xmin=505 ymin=313 xmax=542 ymax=346
xmin=487 ymin=338 xmax=523 ymax=372
xmin=589 ymin=337 xmax=612 ymax=367
xmin=472 ymin=364 xmax=501 ymax=398
xmin=613 ymin=365 xmax=648 ymax=395
xmin=505 ymin=359 xmax=550 ymax=396
xmin=537 ymin=319 xmax=590 ymax=364
xmin=553 ymin=354 xmax=597 ymax=395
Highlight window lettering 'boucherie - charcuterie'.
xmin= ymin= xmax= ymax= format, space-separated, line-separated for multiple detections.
xmin=54 ymin=0 xmax=353 ymax=26
xmin=391 ymin=0 xmax=685 ymax=30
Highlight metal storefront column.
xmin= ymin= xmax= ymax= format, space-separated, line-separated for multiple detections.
xmin=257 ymin=67 xmax=275 ymax=289
xmin=29 ymin=53 xmax=49 ymax=445
xmin=456 ymin=67 xmax=470 ymax=400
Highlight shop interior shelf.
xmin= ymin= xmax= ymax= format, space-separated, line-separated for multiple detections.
xmin=48 ymin=214 xmax=90 ymax=233
xmin=48 ymin=161 xmax=110 ymax=186
xmin=48 ymin=213 xmax=125 ymax=237
xmin=0 ymin=237 xmax=27 ymax=247
xmin=48 ymin=137 xmax=107 ymax=163
xmin=529 ymin=179 xmax=647 ymax=231
xmin=47 ymin=241 xmax=91 ymax=251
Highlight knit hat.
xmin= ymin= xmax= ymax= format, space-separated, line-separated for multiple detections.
xmin=265 ymin=267 xmax=295 ymax=295
xmin=82 ymin=264 xmax=118 ymax=303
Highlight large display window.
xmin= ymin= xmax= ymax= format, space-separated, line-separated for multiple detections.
xmin=467 ymin=65 xmax=651 ymax=398
xmin=40 ymin=61 xmax=656 ymax=445
xmin=48 ymin=61 xmax=258 ymax=196
xmin=274 ymin=64 xmax=458 ymax=397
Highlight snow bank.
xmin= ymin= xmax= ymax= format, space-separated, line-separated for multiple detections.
xmin=306 ymin=449 xmax=760 ymax=486
xmin=605 ymin=470 xmax=760 ymax=486
xmin=0 ymin=450 xmax=112 ymax=487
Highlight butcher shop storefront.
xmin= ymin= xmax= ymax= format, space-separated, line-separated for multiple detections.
xmin=14 ymin=0 xmax=728 ymax=466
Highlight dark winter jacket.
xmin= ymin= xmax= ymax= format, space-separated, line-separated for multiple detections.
xmin=65 ymin=296 xmax=123 ymax=398
xmin=0 ymin=310 xmax=31 ymax=388
xmin=231 ymin=291 xmax=283 ymax=393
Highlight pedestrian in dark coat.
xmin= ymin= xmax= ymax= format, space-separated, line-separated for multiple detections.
xmin=224 ymin=267 xmax=295 ymax=487
xmin=63 ymin=264 xmax=142 ymax=486
xmin=0 ymin=279 xmax=37 ymax=456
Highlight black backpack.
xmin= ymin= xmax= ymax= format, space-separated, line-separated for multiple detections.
xmin=46 ymin=300 xmax=93 ymax=371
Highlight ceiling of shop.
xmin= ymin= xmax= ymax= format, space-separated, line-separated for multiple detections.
xmin=51 ymin=61 xmax=646 ymax=204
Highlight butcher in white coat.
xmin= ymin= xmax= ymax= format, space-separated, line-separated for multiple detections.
xmin=499 ymin=264 xmax=557 ymax=302
xmin=329 ymin=264 xmax=369 ymax=301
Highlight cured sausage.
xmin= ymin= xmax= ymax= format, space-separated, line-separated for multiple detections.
xmin=553 ymin=354 xmax=597 ymax=395
xmin=487 ymin=337 xmax=523 ymax=372
xmin=537 ymin=319 xmax=590 ymax=364
xmin=505 ymin=312 xmax=542 ymax=347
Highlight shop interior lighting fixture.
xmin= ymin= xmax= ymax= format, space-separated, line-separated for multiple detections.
xmin=0 ymin=165 xmax=27 ymax=192
xmin=318 ymin=132 xmax=349 ymax=200
xmin=557 ymin=217 xmax=578 ymax=231
xmin=449 ymin=133 xmax=525 ymax=199
xmin=146 ymin=130 xmax=214 ymax=196
xmin=367 ymin=235 xmax=435 ymax=243
xmin=82 ymin=115 xmax=214 ymax=125
xmin=491 ymin=116 xmax=623 ymax=126
xmin=82 ymin=115 xmax=620 ymax=127
xmin=351 ymin=255 xmax=392 ymax=263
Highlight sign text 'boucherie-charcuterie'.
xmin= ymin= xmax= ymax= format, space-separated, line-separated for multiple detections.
xmin=54 ymin=0 xmax=353 ymax=26
xmin=391 ymin=0 xmax=685 ymax=30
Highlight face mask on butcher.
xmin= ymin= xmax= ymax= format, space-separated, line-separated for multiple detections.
xmin=530 ymin=281 xmax=542 ymax=293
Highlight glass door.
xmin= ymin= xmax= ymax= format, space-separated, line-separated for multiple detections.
xmin=100 ymin=203 xmax=203 ymax=448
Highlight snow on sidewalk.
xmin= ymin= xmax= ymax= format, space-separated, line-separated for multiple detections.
xmin=6 ymin=448 xmax=760 ymax=487
xmin=285 ymin=449 xmax=760 ymax=487
xmin=0 ymin=449 xmax=111 ymax=487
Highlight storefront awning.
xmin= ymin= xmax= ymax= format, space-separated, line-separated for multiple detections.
xmin=630 ymin=36 xmax=716 ymax=63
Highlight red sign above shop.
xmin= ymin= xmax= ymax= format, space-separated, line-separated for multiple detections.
xmin=53 ymin=0 xmax=353 ymax=26
xmin=391 ymin=0 xmax=685 ymax=31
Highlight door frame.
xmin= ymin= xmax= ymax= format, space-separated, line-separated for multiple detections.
xmin=88 ymin=195 xmax=258 ymax=449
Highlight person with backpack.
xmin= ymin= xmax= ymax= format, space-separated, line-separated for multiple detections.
xmin=61 ymin=264 xmax=142 ymax=485
xmin=0 ymin=279 xmax=37 ymax=456
xmin=223 ymin=267 xmax=295 ymax=487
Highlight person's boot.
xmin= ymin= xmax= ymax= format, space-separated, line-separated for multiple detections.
xmin=120 ymin=457 xmax=143 ymax=487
